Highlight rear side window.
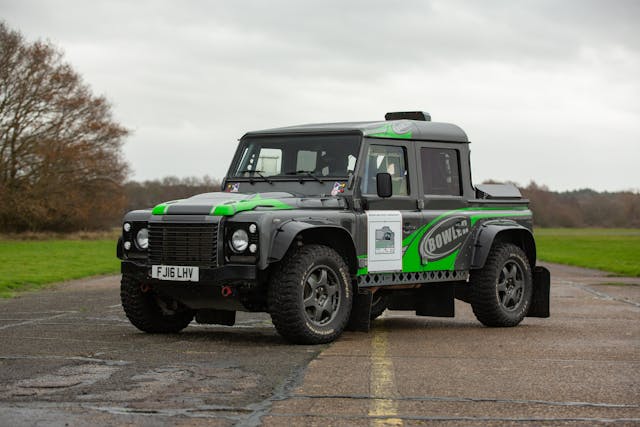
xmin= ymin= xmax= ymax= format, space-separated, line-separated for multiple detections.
xmin=421 ymin=148 xmax=461 ymax=196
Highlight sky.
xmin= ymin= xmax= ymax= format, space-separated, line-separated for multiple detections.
xmin=2 ymin=0 xmax=639 ymax=192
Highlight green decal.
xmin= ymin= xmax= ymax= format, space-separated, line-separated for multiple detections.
xmin=367 ymin=124 xmax=412 ymax=139
xmin=151 ymin=201 xmax=180 ymax=215
xmin=401 ymin=207 xmax=531 ymax=272
xmin=212 ymin=195 xmax=293 ymax=216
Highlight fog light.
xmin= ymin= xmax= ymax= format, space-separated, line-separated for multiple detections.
xmin=124 ymin=241 xmax=131 ymax=250
xmin=249 ymin=243 xmax=257 ymax=253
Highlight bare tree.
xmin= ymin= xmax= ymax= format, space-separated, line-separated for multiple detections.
xmin=0 ymin=22 xmax=129 ymax=231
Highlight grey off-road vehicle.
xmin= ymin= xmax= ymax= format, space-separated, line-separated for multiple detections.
xmin=117 ymin=111 xmax=550 ymax=344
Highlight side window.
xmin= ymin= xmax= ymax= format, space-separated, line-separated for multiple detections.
xmin=421 ymin=148 xmax=461 ymax=196
xmin=363 ymin=145 xmax=409 ymax=196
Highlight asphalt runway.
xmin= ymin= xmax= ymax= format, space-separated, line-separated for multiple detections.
xmin=0 ymin=263 xmax=638 ymax=426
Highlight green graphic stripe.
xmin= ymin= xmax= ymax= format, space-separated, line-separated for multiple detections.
xmin=367 ymin=124 xmax=412 ymax=139
xmin=212 ymin=196 xmax=293 ymax=216
xmin=401 ymin=206 xmax=529 ymax=248
xmin=151 ymin=201 xmax=179 ymax=215
xmin=401 ymin=207 xmax=531 ymax=273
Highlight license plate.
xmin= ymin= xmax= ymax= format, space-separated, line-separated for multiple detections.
xmin=152 ymin=265 xmax=199 ymax=282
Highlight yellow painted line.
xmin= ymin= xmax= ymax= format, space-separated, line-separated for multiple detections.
xmin=368 ymin=327 xmax=403 ymax=426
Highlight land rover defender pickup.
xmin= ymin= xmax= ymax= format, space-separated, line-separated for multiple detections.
xmin=117 ymin=111 xmax=550 ymax=344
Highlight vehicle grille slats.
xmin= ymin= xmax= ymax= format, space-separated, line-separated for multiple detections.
xmin=149 ymin=223 xmax=218 ymax=267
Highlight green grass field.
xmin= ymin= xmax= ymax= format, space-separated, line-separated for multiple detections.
xmin=535 ymin=228 xmax=640 ymax=277
xmin=0 ymin=239 xmax=119 ymax=298
xmin=1 ymin=228 xmax=637 ymax=298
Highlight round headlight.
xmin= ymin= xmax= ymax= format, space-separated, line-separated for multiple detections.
xmin=136 ymin=228 xmax=149 ymax=249
xmin=230 ymin=229 xmax=249 ymax=253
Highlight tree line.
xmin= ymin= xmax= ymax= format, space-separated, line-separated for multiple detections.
xmin=521 ymin=181 xmax=640 ymax=228
xmin=121 ymin=177 xmax=640 ymax=229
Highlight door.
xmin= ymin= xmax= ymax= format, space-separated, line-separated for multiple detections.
xmin=360 ymin=142 xmax=422 ymax=273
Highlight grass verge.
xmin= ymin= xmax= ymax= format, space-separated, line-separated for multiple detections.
xmin=0 ymin=239 xmax=119 ymax=298
xmin=535 ymin=228 xmax=640 ymax=277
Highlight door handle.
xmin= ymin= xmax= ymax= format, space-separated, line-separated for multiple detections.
xmin=403 ymin=224 xmax=417 ymax=233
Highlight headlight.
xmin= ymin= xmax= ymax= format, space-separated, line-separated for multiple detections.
xmin=135 ymin=228 xmax=149 ymax=249
xmin=230 ymin=229 xmax=249 ymax=252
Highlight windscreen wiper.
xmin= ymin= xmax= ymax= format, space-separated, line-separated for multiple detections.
xmin=284 ymin=170 xmax=324 ymax=183
xmin=237 ymin=169 xmax=273 ymax=184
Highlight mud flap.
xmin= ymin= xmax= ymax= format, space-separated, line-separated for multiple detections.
xmin=195 ymin=309 xmax=236 ymax=326
xmin=527 ymin=266 xmax=550 ymax=318
xmin=346 ymin=288 xmax=373 ymax=332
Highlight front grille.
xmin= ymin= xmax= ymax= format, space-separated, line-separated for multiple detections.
xmin=149 ymin=223 xmax=218 ymax=268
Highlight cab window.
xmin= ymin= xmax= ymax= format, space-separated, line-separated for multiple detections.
xmin=421 ymin=148 xmax=461 ymax=196
xmin=363 ymin=145 xmax=409 ymax=195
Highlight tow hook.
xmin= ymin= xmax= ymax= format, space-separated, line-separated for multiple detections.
xmin=140 ymin=283 xmax=152 ymax=293
xmin=221 ymin=286 xmax=234 ymax=297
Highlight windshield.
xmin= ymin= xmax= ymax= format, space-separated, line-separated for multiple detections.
xmin=231 ymin=134 xmax=360 ymax=178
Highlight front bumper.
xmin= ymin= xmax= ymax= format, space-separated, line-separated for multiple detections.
xmin=121 ymin=260 xmax=257 ymax=286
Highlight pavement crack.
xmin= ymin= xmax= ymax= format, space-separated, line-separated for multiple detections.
xmin=562 ymin=280 xmax=640 ymax=308
xmin=267 ymin=412 xmax=640 ymax=423
xmin=237 ymin=355 xmax=320 ymax=427
xmin=0 ymin=312 xmax=76 ymax=330
xmin=0 ymin=355 xmax=130 ymax=366
xmin=288 ymin=393 xmax=640 ymax=409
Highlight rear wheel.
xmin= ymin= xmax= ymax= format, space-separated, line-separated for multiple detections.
xmin=268 ymin=245 xmax=353 ymax=344
xmin=120 ymin=274 xmax=194 ymax=333
xmin=470 ymin=243 xmax=532 ymax=327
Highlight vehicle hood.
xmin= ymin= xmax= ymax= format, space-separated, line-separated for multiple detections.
xmin=151 ymin=192 xmax=342 ymax=216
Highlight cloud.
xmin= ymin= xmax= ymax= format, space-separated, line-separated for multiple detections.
xmin=1 ymin=0 xmax=639 ymax=191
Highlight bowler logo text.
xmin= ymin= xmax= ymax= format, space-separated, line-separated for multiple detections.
xmin=419 ymin=216 xmax=470 ymax=263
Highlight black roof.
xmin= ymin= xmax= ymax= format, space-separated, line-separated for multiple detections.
xmin=243 ymin=119 xmax=468 ymax=143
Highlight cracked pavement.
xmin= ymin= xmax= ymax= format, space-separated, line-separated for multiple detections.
xmin=0 ymin=263 xmax=638 ymax=426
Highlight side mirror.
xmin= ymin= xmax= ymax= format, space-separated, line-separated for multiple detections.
xmin=376 ymin=172 xmax=393 ymax=198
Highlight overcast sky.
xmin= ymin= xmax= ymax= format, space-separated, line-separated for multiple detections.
xmin=2 ymin=0 xmax=639 ymax=191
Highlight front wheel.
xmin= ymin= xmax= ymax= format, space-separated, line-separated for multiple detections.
xmin=120 ymin=274 xmax=194 ymax=333
xmin=268 ymin=245 xmax=353 ymax=344
xmin=470 ymin=243 xmax=533 ymax=327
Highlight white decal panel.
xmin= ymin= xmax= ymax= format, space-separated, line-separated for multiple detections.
xmin=366 ymin=211 xmax=402 ymax=272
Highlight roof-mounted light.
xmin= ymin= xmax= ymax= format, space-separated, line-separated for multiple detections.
xmin=385 ymin=111 xmax=431 ymax=121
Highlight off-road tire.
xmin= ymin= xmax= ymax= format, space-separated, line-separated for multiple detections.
xmin=268 ymin=244 xmax=353 ymax=344
xmin=120 ymin=274 xmax=194 ymax=333
xmin=470 ymin=243 xmax=533 ymax=327
xmin=370 ymin=294 xmax=388 ymax=320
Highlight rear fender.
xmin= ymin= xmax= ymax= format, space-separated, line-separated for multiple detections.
xmin=471 ymin=221 xmax=536 ymax=269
